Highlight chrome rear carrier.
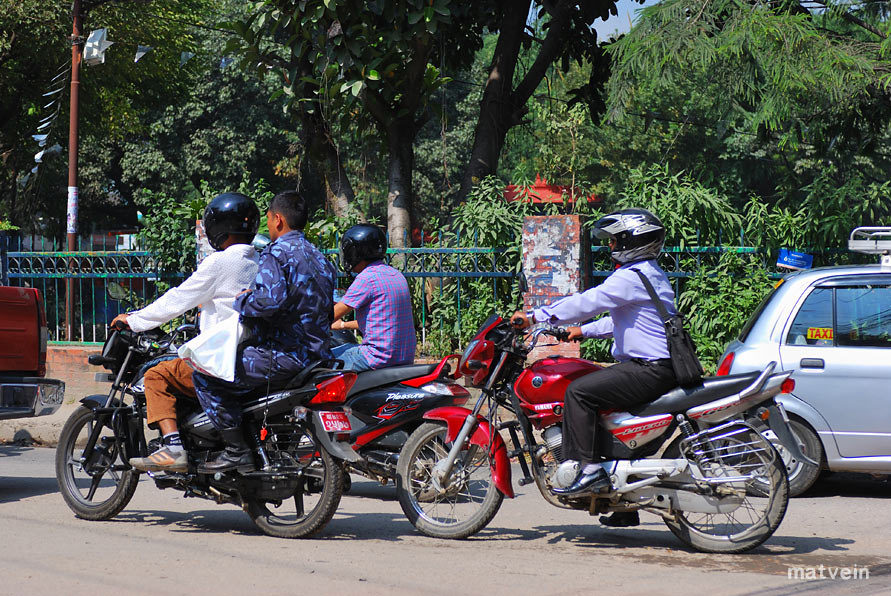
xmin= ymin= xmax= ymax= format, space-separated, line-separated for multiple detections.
xmin=681 ymin=419 xmax=776 ymax=484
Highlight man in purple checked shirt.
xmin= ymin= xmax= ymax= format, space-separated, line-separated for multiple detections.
xmin=331 ymin=224 xmax=416 ymax=371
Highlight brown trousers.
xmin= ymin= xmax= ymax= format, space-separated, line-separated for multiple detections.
xmin=144 ymin=358 xmax=196 ymax=426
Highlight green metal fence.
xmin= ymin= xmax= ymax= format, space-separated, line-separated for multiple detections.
xmin=1 ymin=230 xmax=870 ymax=345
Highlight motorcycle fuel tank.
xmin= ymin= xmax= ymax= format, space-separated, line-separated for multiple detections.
xmin=514 ymin=356 xmax=602 ymax=428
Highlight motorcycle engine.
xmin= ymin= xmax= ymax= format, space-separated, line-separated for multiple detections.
xmin=541 ymin=425 xmax=581 ymax=488
xmin=542 ymin=425 xmax=564 ymax=462
xmin=551 ymin=460 xmax=580 ymax=489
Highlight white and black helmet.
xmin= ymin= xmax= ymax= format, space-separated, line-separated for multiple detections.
xmin=593 ymin=208 xmax=666 ymax=264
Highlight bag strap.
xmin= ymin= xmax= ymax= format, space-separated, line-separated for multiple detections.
xmin=630 ymin=268 xmax=672 ymax=322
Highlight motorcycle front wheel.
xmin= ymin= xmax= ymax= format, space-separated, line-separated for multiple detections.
xmin=244 ymin=427 xmax=344 ymax=539
xmin=55 ymin=405 xmax=140 ymax=520
xmin=395 ymin=422 xmax=503 ymax=539
xmin=663 ymin=428 xmax=789 ymax=554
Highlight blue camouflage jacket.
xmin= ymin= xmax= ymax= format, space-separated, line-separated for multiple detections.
xmin=234 ymin=230 xmax=336 ymax=365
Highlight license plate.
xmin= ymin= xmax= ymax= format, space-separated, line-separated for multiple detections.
xmin=320 ymin=411 xmax=351 ymax=432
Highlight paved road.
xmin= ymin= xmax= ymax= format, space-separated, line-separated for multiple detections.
xmin=1 ymin=446 xmax=889 ymax=596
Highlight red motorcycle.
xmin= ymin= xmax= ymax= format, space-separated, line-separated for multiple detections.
xmin=394 ymin=314 xmax=809 ymax=553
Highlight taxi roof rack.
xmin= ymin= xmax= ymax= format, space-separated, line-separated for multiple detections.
xmin=848 ymin=227 xmax=891 ymax=268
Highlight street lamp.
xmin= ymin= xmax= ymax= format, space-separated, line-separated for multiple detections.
xmin=66 ymin=2 xmax=113 ymax=341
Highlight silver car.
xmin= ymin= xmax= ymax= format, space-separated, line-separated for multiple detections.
xmin=719 ymin=230 xmax=891 ymax=495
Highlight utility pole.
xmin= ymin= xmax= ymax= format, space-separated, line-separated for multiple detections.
xmin=66 ymin=0 xmax=84 ymax=342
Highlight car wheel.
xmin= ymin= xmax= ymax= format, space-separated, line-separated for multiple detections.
xmin=753 ymin=417 xmax=823 ymax=497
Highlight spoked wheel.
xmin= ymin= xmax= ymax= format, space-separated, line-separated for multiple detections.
xmin=55 ymin=405 xmax=140 ymax=520
xmin=664 ymin=427 xmax=789 ymax=553
xmin=245 ymin=427 xmax=344 ymax=539
xmin=396 ymin=422 xmax=503 ymax=539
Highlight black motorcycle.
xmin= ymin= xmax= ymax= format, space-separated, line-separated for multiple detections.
xmin=329 ymin=328 xmax=473 ymax=485
xmin=55 ymin=323 xmax=360 ymax=539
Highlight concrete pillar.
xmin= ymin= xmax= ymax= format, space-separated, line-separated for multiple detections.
xmin=522 ymin=215 xmax=590 ymax=360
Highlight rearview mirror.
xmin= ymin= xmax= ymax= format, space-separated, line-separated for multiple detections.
xmin=252 ymin=234 xmax=271 ymax=251
xmin=107 ymin=282 xmax=128 ymax=302
xmin=517 ymin=271 xmax=528 ymax=295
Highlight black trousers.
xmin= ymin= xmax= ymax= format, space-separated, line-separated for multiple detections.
xmin=562 ymin=359 xmax=677 ymax=464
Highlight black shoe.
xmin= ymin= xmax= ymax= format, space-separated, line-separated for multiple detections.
xmin=600 ymin=511 xmax=640 ymax=527
xmin=552 ymin=468 xmax=611 ymax=496
xmin=199 ymin=447 xmax=254 ymax=473
xmin=199 ymin=427 xmax=255 ymax=473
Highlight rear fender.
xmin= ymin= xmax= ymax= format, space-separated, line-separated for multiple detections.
xmin=423 ymin=406 xmax=514 ymax=498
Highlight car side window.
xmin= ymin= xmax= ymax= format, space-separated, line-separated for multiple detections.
xmin=836 ymin=286 xmax=891 ymax=348
xmin=786 ymin=288 xmax=834 ymax=346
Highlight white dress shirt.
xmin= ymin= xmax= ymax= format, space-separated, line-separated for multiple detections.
xmin=127 ymin=243 xmax=259 ymax=333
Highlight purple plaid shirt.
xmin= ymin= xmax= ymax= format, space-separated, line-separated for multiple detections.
xmin=342 ymin=261 xmax=416 ymax=367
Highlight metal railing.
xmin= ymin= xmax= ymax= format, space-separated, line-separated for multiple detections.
xmin=1 ymin=231 xmax=869 ymax=345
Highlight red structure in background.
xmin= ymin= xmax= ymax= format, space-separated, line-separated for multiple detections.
xmin=504 ymin=175 xmax=601 ymax=205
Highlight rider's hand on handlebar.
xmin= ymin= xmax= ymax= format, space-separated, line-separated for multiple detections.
xmin=510 ymin=311 xmax=531 ymax=330
xmin=566 ymin=326 xmax=584 ymax=342
xmin=110 ymin=313 xmax=131 ymax=331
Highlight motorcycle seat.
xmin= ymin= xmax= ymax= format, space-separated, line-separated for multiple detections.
xmin=630 ymin=371 xmax=762 ymax=417
xmin=236 ymin=360 xmax=336 ymax=402
xmin=347 ymin=363 xmax=438 ymax=397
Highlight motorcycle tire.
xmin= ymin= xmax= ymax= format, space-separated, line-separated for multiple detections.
xmin=245 ymin=435 xmax=344 ymax=539
xmin=55 ymin=405 xmax=140 ymax=520
xmin=662 ymin=430 xmax=789 ymax=554
xmin=395 ymin=422 xmax=503 ymax=539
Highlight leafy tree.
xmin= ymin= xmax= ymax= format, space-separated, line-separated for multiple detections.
xmin=1 ymin=0 xmax=211 ymax=234
xmin=457 ymin=0 xmax=618 ymax=200
xmin=233 ymin=0 xmax=491 ymax=245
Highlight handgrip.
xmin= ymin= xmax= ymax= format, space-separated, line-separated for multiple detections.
xmin=800 ymin=358 xmax=824 ymax=369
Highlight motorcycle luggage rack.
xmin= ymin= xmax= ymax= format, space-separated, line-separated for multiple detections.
xmin=848 ymin=227 xmax=891 ymax=269
xmin=680 ymin=420 xmax=775 ymax=483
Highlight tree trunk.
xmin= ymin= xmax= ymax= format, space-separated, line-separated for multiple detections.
xmin=386 ymin=118 xmax=416 ymax=249
xmin=301 ymin=108 xmax=361 ymax=220
xmin=457 ymin=1 xmax=529 ymax=201
xmin=457 ymin=0 xmax=577 ymax=201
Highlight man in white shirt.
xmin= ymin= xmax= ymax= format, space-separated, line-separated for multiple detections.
xmin=115 ymin=193 xmax=260 ymax=473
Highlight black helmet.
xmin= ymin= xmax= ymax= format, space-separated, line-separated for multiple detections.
xmin=593 ymin=208 xmax=666 ymax=264
xmin=203 ymin=192 xmax=260 ymax=251
xmin=340 ymin=224 xmax=386 ymax=272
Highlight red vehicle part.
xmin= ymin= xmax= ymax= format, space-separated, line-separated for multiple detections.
xmin=0 ymin=287 xmax=45 ymax=376
xmin=422 ymin=406 xmax=514 ymax=499
xmin=514 ymin=356 xmax=601 ymax=428
xmin=401 ymin=354 xmax=462 ymax=387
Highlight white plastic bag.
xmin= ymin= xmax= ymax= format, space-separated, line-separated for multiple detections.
xmin=178 ymin=315 xmax=244 ymax=382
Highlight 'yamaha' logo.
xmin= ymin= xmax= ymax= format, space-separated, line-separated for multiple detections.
xmin=531 ymin=376 xmax=543 ymax=388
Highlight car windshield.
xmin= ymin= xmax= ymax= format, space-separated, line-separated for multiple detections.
xmin=738 ymin=284 xmax=783 ymax=342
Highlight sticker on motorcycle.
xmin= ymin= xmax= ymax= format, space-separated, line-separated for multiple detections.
xmin=320 ymin=412 xmax=351 ymax=432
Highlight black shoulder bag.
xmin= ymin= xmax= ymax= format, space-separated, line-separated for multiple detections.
xmin=631 ymin=269 xmax=704 ymax=387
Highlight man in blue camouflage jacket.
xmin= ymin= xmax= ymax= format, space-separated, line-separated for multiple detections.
xmin=193 ymin=190 xmax=336 ymax=472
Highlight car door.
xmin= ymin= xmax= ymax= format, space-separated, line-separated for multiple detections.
xmin=779 ymin=279 xmax=891 ymax=457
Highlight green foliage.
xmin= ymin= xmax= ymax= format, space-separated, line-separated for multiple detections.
xmin=678 ymin=253 xmax=773 ymax=371
xmin=617 ymin=164 xmax=743 ymax=247
xmin=134 ymin=189 xmax=197 ymax=275
xmin=607 ymin=0 xmax=881 ymax=145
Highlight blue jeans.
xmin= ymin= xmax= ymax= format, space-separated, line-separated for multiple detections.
xmin=193 ymin=345 xmax=306 ymax=430
xmin=331 ymin=344 xmax=372 ymax=372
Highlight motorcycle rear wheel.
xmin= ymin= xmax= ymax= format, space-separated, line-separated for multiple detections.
xmin=396 ymin=422 xmax=503 ymax=539
xmin=245 ymin=430 xmax=344 ymax=539
xmin=663 ymin=430 xmax=789 ymax=553
xmin=55 ymin=405 xmax=140 ymax=520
